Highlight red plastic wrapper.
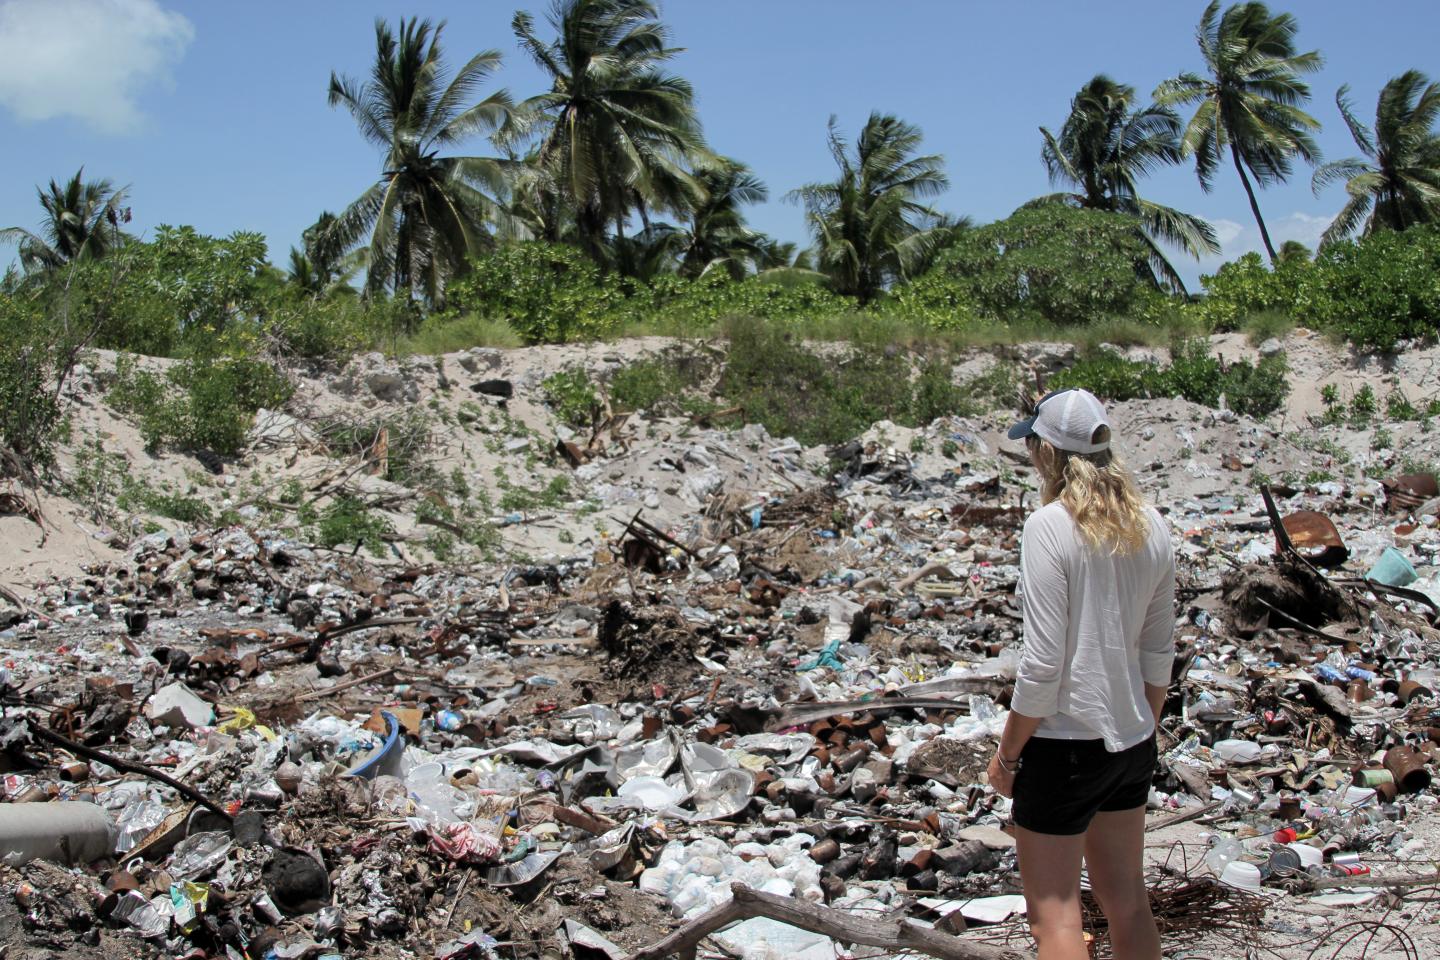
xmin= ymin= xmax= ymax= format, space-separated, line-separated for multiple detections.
xmin=427 ymin=822 xmax=502 ymax=864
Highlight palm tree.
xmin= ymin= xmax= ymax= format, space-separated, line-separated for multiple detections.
xmin=510 ymin=0 xmax=709 ymax=262
xmin=675 ymin=158 xmax=767 ymax=279
xmin=1312 ymin=71 xmax=1440 ymax=247
xmin=753 ymin=237 xmax=814 ymax=272
xmin=286 ymin=228 xmax=365 ymax=301
xmin=1 ymin=169 xmax=130 ymax=272
xmin=323 ymin=17 xmax=513 ymax=303
xmin=607 ymin=223 xmax=684 ymax=281
xmin=787 ymin=112 xmax=949 ymax=304
xmin=1029 ymin=75 xmax=1218 ymax=293
xmin=1156 ymin=1 xmax=1322 ymax=263
xmin=284 ymin=213 xmax=359 ymax=297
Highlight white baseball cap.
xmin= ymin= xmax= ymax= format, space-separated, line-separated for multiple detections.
xmin=1007 ymin=388 xmax=1111 ymax=454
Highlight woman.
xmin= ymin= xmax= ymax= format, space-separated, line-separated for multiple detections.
xmin=986 ymin=388 xmax=1175 ymax=960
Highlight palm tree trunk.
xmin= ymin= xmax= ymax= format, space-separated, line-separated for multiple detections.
xmin=1231 ymin=144 xmax=1278 ymax=263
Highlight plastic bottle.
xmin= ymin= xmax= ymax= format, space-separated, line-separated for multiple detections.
xmin=1205 ymin=836 xmax=1244 ymax=876
xmin=1213 ymin=740 xmax=1264 ymax=764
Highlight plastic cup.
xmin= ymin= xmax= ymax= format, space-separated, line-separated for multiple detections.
xmin=1368 ymin=547 xmax=1418 ymax=587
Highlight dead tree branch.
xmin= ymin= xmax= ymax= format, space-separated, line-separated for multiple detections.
xmin=625 ymin=883 xmax=1033 ymax=960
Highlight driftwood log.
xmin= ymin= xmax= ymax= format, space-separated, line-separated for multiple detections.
xmin=625 ymin=883 xmax=1034 ymax=960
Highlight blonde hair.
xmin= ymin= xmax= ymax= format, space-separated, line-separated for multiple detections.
xmin=1028 ymin=427 xmax=1149 ymax=555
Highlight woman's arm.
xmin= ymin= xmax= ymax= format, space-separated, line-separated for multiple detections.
xmin=991 ymin=513 xmax=1069 ymax=797
xmin=988 ymin=710 xmax=1043 ymax=798
xmin=1009 ymin=513 xmax=1069 ymax=719
xmin=1138 ymin=523 xmax=1177 ymax=728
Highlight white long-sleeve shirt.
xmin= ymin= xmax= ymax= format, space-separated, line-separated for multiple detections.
xmin=1011 ymin=500 xmax=1176 ymax=752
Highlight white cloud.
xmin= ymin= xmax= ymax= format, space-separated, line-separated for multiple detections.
xmin=0 ymin=0 xmax=193 ymax=134
xmin=1194 ymin=210 xmax=1335 ymax=277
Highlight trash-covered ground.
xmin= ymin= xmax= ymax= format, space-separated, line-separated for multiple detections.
xmin=3 ymin=330 xmax=1440 ymax=960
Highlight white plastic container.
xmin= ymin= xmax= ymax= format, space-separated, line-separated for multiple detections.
xmin=0 ymin=802 xmax=115 ymax=866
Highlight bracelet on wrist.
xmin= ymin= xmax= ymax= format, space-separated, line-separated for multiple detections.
xmin=997 ymin=754 xmax=1022 ymax=773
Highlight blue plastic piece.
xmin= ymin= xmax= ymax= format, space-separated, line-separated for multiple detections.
xmin=345 ymin=710 xmax=403 ymax=780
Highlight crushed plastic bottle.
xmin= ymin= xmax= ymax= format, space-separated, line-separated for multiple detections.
xmin=1204 ymin=836 xmax=1245 ymax=876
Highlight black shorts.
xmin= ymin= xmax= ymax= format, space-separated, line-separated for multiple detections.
xmin=1011 ymin=735 xmax=1157 ymax=836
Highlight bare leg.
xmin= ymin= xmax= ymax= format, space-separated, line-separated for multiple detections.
xmin=1084 ymin=806 xmax=1160 ymax=960
xmin=1015 ymin=824 xmax=1089 ymax=960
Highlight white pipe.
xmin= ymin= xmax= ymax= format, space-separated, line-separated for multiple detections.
xmin=0 ymin=801 xmax=115 ymax=866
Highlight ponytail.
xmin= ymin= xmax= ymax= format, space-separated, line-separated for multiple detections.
xmin=1032 ymin=428 xmax=1149 ymax=555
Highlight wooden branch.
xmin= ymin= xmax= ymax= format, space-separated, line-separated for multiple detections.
xmin=1145 ymin=800 xmax=1223 ymax=833
xmin=768 ymin=695 xmax=991 ymax=731
xmin=295 ymin=667 xmax=397 ymax=702
xmin=26 ymin=718 xmax=232 ymax=822
xmin=625 ymin=884 xmax=1032 ymax=960
xmin=418 ymin=515 xmax=467 ymax=538
xmin=317 ymin=617 xmax=422 ymax=642
xmin=0 ymin=582 xmax=35 ymax=617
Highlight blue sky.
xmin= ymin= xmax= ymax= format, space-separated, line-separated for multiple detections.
xmin=1 ymin=0 xmax=1437 ymax=288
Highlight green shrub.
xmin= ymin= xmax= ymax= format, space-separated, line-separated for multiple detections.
xmin=441 ymin=243 xmax=857 ymax=346
xmin=314 ymin=410 xmax=437 ymax=488
xmin=1049 ymin=341 xmax=1289 ymax=418
xmin=64 ymin=439 xmax=127 ymax=522
xmin=1298 ymin=227 xmax=1440 ymax=350
xmin=442 ymin=243 xmax=627 ymax=344
xmin=916 ymin=206 xmax=1169 ymax=327
xmin=0 ymin=287 xmax=72 ymax=478
xmin=1195 ymin=227 xmax=1440 ymax=350
xmin=118 ymin=480 xmax=213 ymax=525
xmin=644 ymin=271 xmax=854 ymax=330
xmin=80 ymin=226 xmax=271 ymax=356
xmin=109 ymin=350 xmax=293 ymax=455
xmin=313 ymin=495 xmax=392 ymax=555
xmin=909 ymin=356 xmax=971 ymax=424
xmin=541 ymin=369 xmax=600 ymax=427
xmin=267 ymin=296 xmax=377 ymax=359
xmin=498 ymin=474 xmax=571 ymax=512
xmin=1194 ymin=252 xmax=1310 ymax=332
xmin=609 ymin=351 xmax=713 ymax=414
xmin=718 ymin=316 xmax=983 ymax=446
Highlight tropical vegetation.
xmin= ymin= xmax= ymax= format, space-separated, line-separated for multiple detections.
xmin=7 ymin=1 xmax=1440 ymax=486
xmin=1156 ymin=0 xmax=1322 ymax=263
xmin=0 ymin=169 xmax=130 ymax=272
xmin=1029 ymin=74 xmax=1218 ymax=293
xmin=788 ymin=112 xmax=953 ymax=304
xmin=1312 ymin=70 xmax=1440 ymax=246
xmin=321 ymin=17 xmax=513 ymax=304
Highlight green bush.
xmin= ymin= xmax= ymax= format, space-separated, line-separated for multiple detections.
xmin=118 ymin=480 xmax=213 ymax=525
xmin=79 ymin=226 xmax=271 ymax=356
xmin=1298 ymin=228 xmax=1440 ymax=350
xmin=1049 ymin=341 xmax=1289 ymax=418
xmin=441 ymin=243 xmax=628 ymax=344
xmin=645 ymin=271 xmax=854 ymax=330
xmin=267 ymin=296 xmax=377 ymax=360
xmin=314 ymin=409 xmax=437 ymax=488
xmin=109 ymin=350 xmax=293 ymax=455
xmin=608 ymin=351 xmax=714 ymax=414
xmin=913 ymin=206 xmax=1168 ymax=327
xmin=1195 ymin=227 xmax=1440 ymax=350
xmin=313 ymin=495 xmax=392 ymax=556
xmin=1193 ymin=252 xmax=1310 ymax=333
xmin=440 ymin=243 xmax=857 ymax=345
xmin=718 ymin=316 xmax=984 ymax=446
xmin=0 ymin=287 xmax=72 ymax=478
xmin=541 ymin=368 xmax=600 ymax=427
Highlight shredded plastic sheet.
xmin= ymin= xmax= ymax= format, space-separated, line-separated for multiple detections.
xmin=427 ymin=821 xmax=502 ymax=864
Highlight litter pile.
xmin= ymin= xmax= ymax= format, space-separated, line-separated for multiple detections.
xmin=5 ymin=390 xmax=1440 ymax=959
